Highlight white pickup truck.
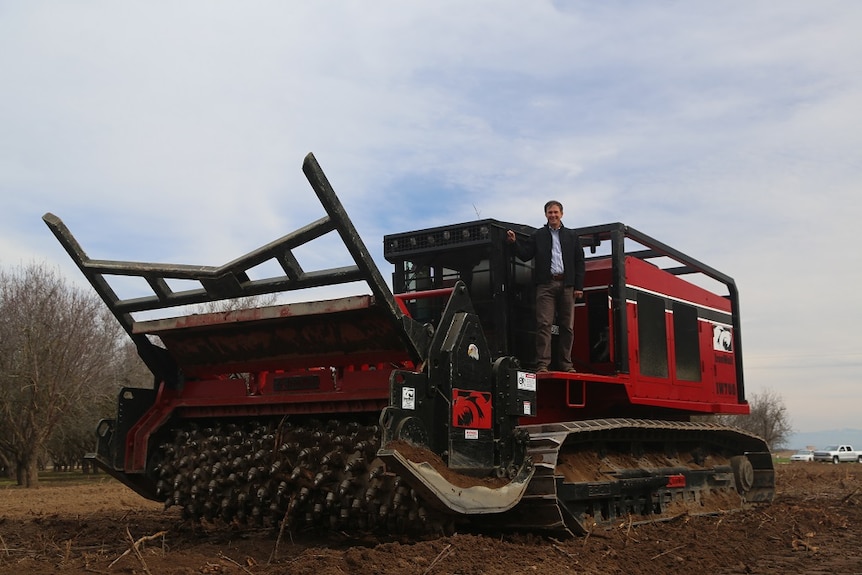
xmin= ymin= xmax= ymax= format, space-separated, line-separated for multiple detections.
xmin=813 ymin=445 xmax=862 ymax=463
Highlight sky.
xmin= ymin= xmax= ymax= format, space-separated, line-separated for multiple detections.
xmin=1 ymin=1 xmax=861 ymax=433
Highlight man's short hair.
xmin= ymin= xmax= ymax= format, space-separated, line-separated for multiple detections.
xmin=544 ymin=200 xmax=563 ymax=213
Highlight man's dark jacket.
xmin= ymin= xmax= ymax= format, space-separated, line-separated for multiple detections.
xmin=512 ymin=224 xmax=585 ymax=289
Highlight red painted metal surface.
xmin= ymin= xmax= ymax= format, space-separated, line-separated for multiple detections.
xmin=135 ymin=295 xmax=412 ymax=378
xmin=525 ymin=253 xmax=747 ymax=425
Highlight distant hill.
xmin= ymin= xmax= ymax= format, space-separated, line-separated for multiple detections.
xmin=785 ymin=429 xmax=862 ymax=451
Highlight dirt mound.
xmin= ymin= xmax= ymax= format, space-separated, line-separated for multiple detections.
xmin=1 ymin=463 xmax=860 ymax=574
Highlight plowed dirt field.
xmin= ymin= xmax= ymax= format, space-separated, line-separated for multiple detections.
xmin=1 ymin=463 xmax=860 ymax=574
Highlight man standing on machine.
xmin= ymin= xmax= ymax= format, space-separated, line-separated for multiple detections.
xmin=506 ymin=201 xmax=585 ymax=372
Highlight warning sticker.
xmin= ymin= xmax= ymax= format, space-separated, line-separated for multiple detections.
xmin=464 ymin=429 xmax=479 ymax=440
xmin=401 ymin=386 xmax=416 ymax=410
xmin=517 ymin=371 xmax=537 ymax=392
xmin=523 ymin=401 xmax=532 ymax=415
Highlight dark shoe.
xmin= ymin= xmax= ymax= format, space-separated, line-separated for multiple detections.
xmin=564 ymin=367 xmax=577 ymax=373
xmin=536 ymin=366 xmax=549 ymax=373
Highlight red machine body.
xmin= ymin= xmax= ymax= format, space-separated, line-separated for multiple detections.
xmin=44 ymin=153 xmax=769 ymax=534
xmin=536 ymin=254 xmax=746 ymax=425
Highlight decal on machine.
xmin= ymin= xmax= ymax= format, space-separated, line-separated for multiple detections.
xmin=452 ymin=389 xmax=492 ymax=429
xmin=713 ymin=325 xmax=733 ymax=352
xmin=401 ymin=386 xmax=415 ymax=410
xmin=517 ymin=371 xmax=537 ymax=391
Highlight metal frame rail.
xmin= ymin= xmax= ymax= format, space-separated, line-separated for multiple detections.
xmin=43 ymin=153 xmax=430 ymax=386
xmin=576 ymin=222 xmax=745 ymax=403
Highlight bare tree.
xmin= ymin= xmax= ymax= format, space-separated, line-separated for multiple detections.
xmin=44 ymin=340 xmax=152 ymax=474
xmin=718 ymin=388 xmax=793 ymax=449
xmin=112 ymin=340 xmax=155 ymax=390
xmin=189 ymin=293 xmax=279 ymax=315
xmin=0 ymin=263 xmax=122 ymax=486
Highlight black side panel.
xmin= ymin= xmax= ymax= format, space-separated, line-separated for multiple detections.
xmin=112 ymin=387 xmax=158 ymax=469
xmin=636 ymin=292 xmax=668 ymax=378
xmin=673 ymin=302 xmax=701 ymax=382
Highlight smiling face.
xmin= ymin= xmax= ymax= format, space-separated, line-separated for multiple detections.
xmin=545 ymin=202 xmax=563 ymax=229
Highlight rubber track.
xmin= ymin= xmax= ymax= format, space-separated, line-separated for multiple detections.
xmin=498 ymin=418 xmax=775 ymax=535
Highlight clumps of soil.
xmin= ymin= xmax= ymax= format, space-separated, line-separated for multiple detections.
xmin=3 ymin=463 xmax=862 ymax=574
xmin=384 ymin=439 xmax=511 ymax=489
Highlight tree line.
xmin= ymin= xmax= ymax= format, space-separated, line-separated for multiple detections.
xmin=0 ymin=262 xmax=151 ymax=487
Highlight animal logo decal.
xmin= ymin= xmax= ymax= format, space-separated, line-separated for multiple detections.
xmin=451 ymin=389 xmax=492 ymax=429
xmin=713 ymin=325 xmax=733 ymax=352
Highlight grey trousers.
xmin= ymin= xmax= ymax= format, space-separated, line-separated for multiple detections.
xmin=535 ymin=280 xmax=575 ymax=370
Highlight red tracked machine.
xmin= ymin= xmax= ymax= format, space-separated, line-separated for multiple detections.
xmin=44 ymin=154 xmax=773 ymax=535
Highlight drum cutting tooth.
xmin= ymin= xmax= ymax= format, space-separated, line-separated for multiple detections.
xmin=157 ymin=464 xmax=172 ymax=480
xmin=251 ymin=506 xmax=263 ymax=525
xmin=364 ymin=485 xmax=378 ymax=503
xmin=297 ymin=486 xmax=310 ymax=504
xmin=392 ymin=487 xmax=407 ymax=510
xmin=247 ymin=467 xmax=260 ymax=482
xmin=416 ymin=507 xmax=428 ymax=525
xmin=337 ymin=478 xmax=353 ymax=497
xmin=313 ymin=469 xmax=333 ymax=488
xmin=369 ymin=464 xmax=384 ymax=479
xmin=325 ymin=491 xmax=336 ymax=510
xmin=203 ymin=501 xmax=216 ymax=521
xmin=289 ymin=466 xmax=307 ymax=482
xmin=219 ymin=497 xmax=233 ymax=519
xmin=155 ymin=479 xmax=168 ymax=497
xmin=277 ymin=481 xmax=289 ymax=496
xmin=297 ymin=446 xmax=320 ymax=462
xmin=321 ymin=449 xmax=344 ymax=467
